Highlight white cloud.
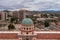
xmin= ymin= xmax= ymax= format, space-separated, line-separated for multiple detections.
xmin=23 ymin=0 xmax=60 ymax=11
xmin=0 ymin=0 xmax=60 ymax=11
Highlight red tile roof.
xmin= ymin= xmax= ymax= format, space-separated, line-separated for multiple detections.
xmin=37 ymin=33 xmax=60 ymax=39
xmin=0 ymin=33 xmax=18 ymax=39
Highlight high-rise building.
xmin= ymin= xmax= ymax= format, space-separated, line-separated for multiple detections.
xmin=19 ymin=9 xmax=26 ymax=21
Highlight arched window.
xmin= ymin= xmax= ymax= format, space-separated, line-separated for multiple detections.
xmin=26 ymin=32 xmax=28 ymax=34
xmin=27 ymin=28 xmax=28 ymax=30
xmin=29 ymin=28 xmax=31 ymax=30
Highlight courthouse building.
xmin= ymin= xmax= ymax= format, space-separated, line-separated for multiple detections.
xmin=0 ymin=18 xmax=60 ymax=40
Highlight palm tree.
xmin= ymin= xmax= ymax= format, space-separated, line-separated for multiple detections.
xmin=10 ymin=17 xmax=16 ymax=23
xmin=8 ymin=24 xmax=15 ymax=30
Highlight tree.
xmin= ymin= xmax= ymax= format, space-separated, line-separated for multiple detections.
xmin=10 ymin=17 xmax=16 ymax=23
xmin=8 ymin=24 xmax=15 ymax=30
xmin=44 ymin=20 xmax=49 ymax=27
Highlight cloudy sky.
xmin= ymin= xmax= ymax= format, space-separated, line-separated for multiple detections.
xmin=0 ymin=0 xmax=60 ymax=11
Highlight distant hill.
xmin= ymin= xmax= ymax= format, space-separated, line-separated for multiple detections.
xmin=25 ymin=10 xmax=60 ymax=14
xmin=1 ymin=9 xmax=60 ymax=14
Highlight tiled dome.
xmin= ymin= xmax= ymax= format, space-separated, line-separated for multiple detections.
xmin=21 ymin=18 xmax=33 ymax=26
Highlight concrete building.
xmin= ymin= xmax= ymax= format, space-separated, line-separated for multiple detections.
xmin=0 ymin=11 xmax=13 ymax=21
xmin=13 ymin=11 xmax=19 ymax=18
xmin=0 ymin=11 xmax=7 ymax=21
xmin=0 ymin=12 xmax=4 ymax=21
xmin=18 ymin=9 xmax=26 ymax=21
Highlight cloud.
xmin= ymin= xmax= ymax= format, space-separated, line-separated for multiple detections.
xmin=0 ymin=0 xmax=60 ymax=11
xmin=24 ymin=0 xmax=60 ymax=11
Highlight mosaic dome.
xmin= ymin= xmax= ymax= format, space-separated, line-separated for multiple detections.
xmin=21 ymin=18 xmax=34 ymax=26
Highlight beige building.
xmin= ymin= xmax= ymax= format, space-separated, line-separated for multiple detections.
xmin=0 ymin=11 xmax=13 ymax=21
xmin=0 ymin=12 xmax=6 ymax=21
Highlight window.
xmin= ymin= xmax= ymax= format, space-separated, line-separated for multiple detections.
xmin=27 ymin=28 xmax=28 ymax=30
xmin=6 ymin=19 xmax=9 ymax=21
xmin=26 ymin=32 xmax=28 ymax=34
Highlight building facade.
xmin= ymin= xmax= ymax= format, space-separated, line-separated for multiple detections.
xmin=0 ymin=18 xmax=60 ymax=40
